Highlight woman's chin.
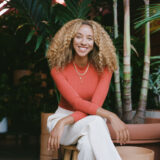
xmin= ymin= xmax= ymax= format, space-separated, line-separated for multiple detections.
xmin=76 ymin=52 xmax=89 ymax=58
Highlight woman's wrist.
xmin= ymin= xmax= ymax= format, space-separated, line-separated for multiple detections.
xmin=59 ymin=115 xmax=74 ymax=126
xmin=108 ymin=112 xmax=117 ymax=122
xmin=96 ymin=107 xmax=116 ymax=121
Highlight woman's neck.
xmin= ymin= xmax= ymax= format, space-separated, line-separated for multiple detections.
xmin=74 ymin=55 xmax=89 ymax=67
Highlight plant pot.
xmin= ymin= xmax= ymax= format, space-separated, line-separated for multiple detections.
xmin=108 ymin=113 xmax=160 ymax=160
xmin=108 ymin=123 xmax=160 ymax=144
xmin=116 ymin=146 xmax=154 ymax=160
xmin=145 ymin=110 xmax=160 ymax=123
xmin=0 ymin=117 xmax=8 ymax=133
xmin=40 ymin=112 xmax=58 ymax=160
xmin=13 ymin=69 xmax=32 ymax=85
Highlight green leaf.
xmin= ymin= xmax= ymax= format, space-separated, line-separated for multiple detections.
xmin=65 ymin=0 xmax=78 ymax=17
xmin=150 ymin=56 xmax=160 ymax=60
xmin=150 ymin=61 xmax=160 ymax=66
xmin=78 ymin=0 xmax=91 ymax=18
xmin=25 ymin=29 xmax=35 ymax=44
xmin=135 ymin=4 xmax=160 ymax=29
xmin=53 ymin=4 xmax=74 ymax=24
xmin=34 ymin=35 xmax=43 ymax=52
xmin=150 ymin=56 xmax=160 ymax=66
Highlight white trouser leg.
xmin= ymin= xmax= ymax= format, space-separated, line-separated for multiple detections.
xmin=77 ymin=135 xmax=96 ymax=160
xmin=47 ymin=107 xmax=121 ymax=160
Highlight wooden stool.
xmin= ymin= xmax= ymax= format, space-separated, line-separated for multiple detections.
xmin=61 ymin=145 xmax=79 ymax=160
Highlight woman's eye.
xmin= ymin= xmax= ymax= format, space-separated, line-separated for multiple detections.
xmin=88 ymin=38 xmax=93 ymax=40
xmin=76 ymin=35 xmax=81 ymax=39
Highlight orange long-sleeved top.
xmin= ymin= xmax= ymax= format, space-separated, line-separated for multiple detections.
xmin=50 ymin=61 xmax=112 ymax=122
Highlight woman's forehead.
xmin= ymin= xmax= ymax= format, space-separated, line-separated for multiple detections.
xmin=76 ymin=24 xmax=94 ymax=36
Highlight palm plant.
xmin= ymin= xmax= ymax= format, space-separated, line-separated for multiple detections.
xmin=113 ymin=0 xmax=123 ymax=118
xmin=135 ymin=3 xmax=160 ymax=32
xmin=7 ymin=0 xmax=157 ymax=124
xmin=132 ymin=0 xmax=151 ymax=123
xmin=7 ymin=0 xmax=91 ymax=52
xmin=112 ymin=0 xmax=152 ymax=123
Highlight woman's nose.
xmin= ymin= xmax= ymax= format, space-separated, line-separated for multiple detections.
xmin=81 ymin=38 xmax=87 ymax=45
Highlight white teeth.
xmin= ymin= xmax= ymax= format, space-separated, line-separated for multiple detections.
xmin=79 ymin=47 xmax=87 ymax=52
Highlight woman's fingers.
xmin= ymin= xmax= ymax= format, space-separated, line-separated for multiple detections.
xmin=48 ymin=135 xmax=60 ymax=151
xmin=47 ymin=121 xmax=65 ymax=151
xmin=116 ymin=130 xmax=120 ymax=142
xmin=50 ymin=135 xmax=55 ymax=150
xmin=121 ymin=128 xmax=126 ymax=144
xmin=54 ymin=137 xmax=58 ymax=151
xmin=114 ymin=122 xmax=130 ymax=145
xmin=120 ymin=126 xmax=130 ymax=145
xmin=57 ymin=136 xmax=60 ymax=149
xmin=48 ymin=136 xmax=51 ymax=150
xmin=119 ymin=130 xmax=123 ymax=145
xmin=126 ymin=127 xmax=130 ymax=142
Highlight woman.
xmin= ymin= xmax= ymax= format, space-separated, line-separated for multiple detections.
xmin=47 ymin=19 xmax=129 ymax=160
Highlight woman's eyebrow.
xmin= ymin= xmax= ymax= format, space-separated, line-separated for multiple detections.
xmin=76 ymin=32 xmax=93 ymax=37
xmin=76 ymin=32 xmax=82 ymax=35
xmin=87 ymin=35 xmax=93 ymax=37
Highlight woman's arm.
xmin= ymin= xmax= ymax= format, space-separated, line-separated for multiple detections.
xmin=70 ymin=67 xmax=112 ymax=121
xmin=48 ymin=108 xmax=130 ymax=151
xmin=49 ymin=67 xmax=129 ymax=148
xmin=91 ymin=67 xmax=112 ymax=106
xmin=48 ymin=115 xmax=74 ymax=151
xmin=47 ymin=68 xmax=111 ymax=150
xmin=50 ymin=67 xmax=113 ymax=122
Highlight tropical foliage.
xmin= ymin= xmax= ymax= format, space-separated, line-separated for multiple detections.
xmin=135 ymin=3 xmax=160 ymax=33
xmin=2 ymin=0 xmax=159 ymax=125
xmin=7 ymin=0 xmax=92 ymax=52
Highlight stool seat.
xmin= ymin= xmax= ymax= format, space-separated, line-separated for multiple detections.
xmin=61 ymin=145 xmax=78 ymax=160
xmin=62 ymin=145 xmax=78 ymax=151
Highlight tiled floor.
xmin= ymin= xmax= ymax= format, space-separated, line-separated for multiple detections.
xmin=0 ymin=134 xmax=40 ymax=160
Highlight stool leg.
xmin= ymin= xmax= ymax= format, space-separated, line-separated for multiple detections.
xmin=72 ymin=150 xmax=78 ymax=160
xmin=64 ymin=149 xmax=72 ymax=160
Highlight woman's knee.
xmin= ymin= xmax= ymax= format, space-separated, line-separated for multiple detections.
xmin=90 ymin=115 xmax=106 ymax=124
xmin=77 ymin=136 xmax=92 ymax=151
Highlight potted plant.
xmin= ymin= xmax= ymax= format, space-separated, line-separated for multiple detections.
xmin=111 ymin=1 xmax=160 ymax=159
xmin=5 ymin=0 xmax=160 ymax=159
xmin=144 ymin=59 xmax=160 ymax=124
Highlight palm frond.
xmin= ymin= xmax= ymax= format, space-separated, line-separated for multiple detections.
xmin=53 ymin=4 xmax=74 ymax=24
xmin=150 ymin=56 xmax=160 ymax=66
xmin=65 ymin=0 xmax=79 ymax=17
xmin=78 ymin=0 xmax=91 ymax=18
xmin=8 ymin=0 xmax=51 ymax=32
xmin=7 ymin=0 xmax=92 ymax=51
xmin=135 ymin=4 xmax=160 ymax=29
xmin=54 ymin=0 xmax=92 ymax=25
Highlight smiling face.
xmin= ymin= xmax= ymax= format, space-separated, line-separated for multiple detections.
xmin=73 ymin=24 xmax=94 ymax=59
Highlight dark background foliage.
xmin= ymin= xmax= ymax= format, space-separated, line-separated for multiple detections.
xmin=0 ymin=0 xmax=159 ymax=136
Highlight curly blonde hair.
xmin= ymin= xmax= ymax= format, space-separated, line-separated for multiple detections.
xmin=46 ymin=19 xmax=117 ymax=72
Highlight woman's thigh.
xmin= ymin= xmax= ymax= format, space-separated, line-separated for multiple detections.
xmin=60 ymin=115 xmax=107 ymax=145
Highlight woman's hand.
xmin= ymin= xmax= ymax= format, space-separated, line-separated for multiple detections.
xmin=48 ymin=120 xmax=65 ymax=151
xmin=96 ymin=107 xmax=130 ymax=145
xmin=47 ymin=115 xmax=74 ymax=151
xmin=109 ymin=113 xmax=130 ymax=145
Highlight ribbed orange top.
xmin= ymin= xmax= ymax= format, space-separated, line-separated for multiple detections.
xmin=50 ymin=62 xmax=112 ymax=122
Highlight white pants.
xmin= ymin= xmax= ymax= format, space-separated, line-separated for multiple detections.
xmin=47 ymin=107 xmax=122 ymax=160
